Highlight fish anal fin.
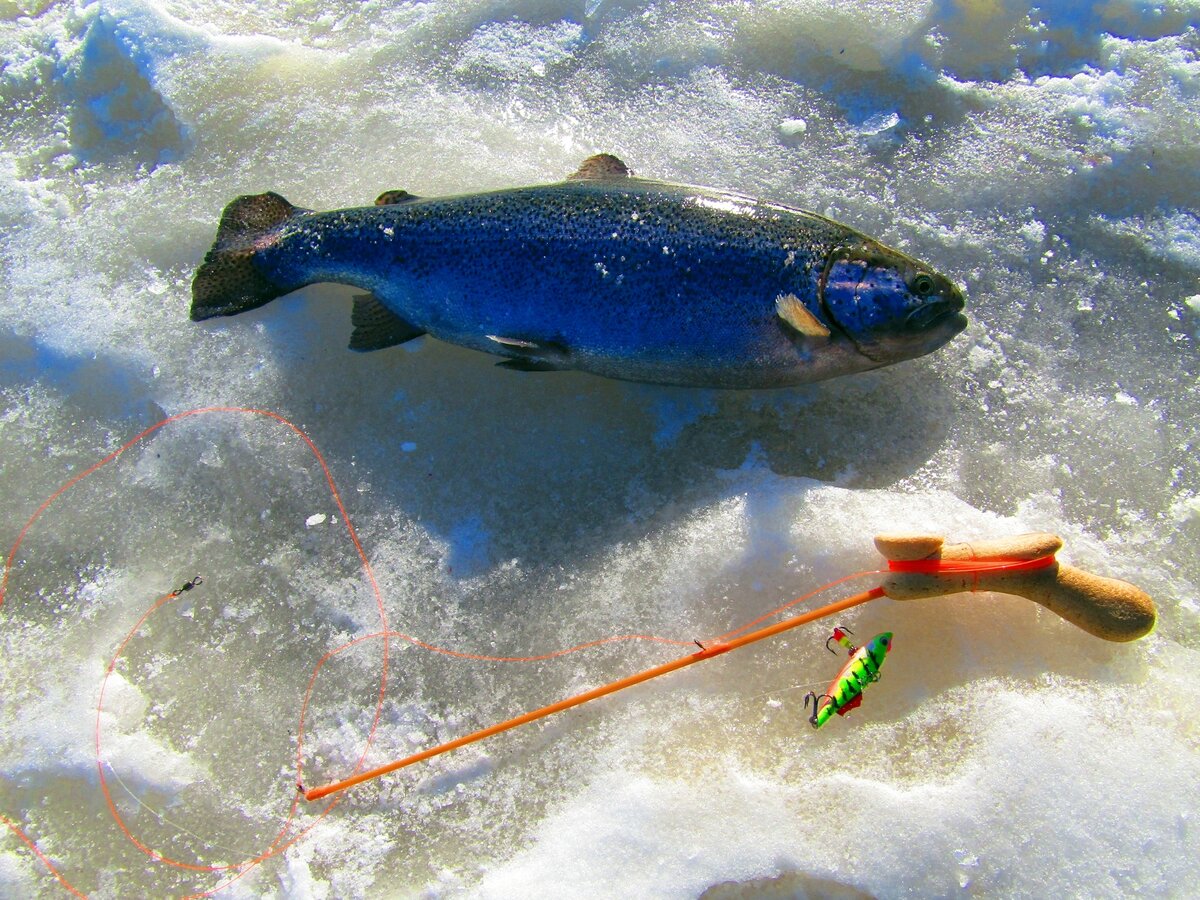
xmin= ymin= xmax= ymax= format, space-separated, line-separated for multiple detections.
xmin=375 ymin=190 xmax=419 ymax=206
xmin=776 ymin=293 xmax=831 ymax=339
xmin=349 ymin=294 xmax=425 ymax=351
xmin=496 ymin=358 xmax=562 ymax=373
xmin=568 ymin=154 xmax=632 ymax=181
xmin=486 ymin=334 xmax=569 ymax=371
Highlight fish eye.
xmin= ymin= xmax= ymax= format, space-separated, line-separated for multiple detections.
xmin=912 ymin=273 xmax=935 ymax=296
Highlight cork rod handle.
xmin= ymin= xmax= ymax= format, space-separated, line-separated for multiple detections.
xmin=872 ymin=533 xmax=1157 ymax=642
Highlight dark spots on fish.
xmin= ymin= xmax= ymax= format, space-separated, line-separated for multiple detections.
xmin=248 ymin=178 xmax=880 ymax=383
xmin=193 ymin=154 xmax=966 ymax=386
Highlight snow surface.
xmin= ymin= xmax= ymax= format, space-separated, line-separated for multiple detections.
xmin=1 ymin=0 xmax=1198 ymax=897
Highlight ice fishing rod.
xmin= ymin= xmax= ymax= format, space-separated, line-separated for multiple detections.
xmin=304 ymin=531 xmax=1156 ymax=801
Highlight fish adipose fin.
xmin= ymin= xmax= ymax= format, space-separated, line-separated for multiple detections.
xmin=349 ymin=294 xmax=426 ymax=351
xmin=191 ymin=192 xmax=299 ymax=321
xmin=375 ymin=190 xmax=419 ymax=206
xmin=775 ymin=293 xmax=831 ymax=339
xmin=568 ymin=153 xmax=632 ymax=181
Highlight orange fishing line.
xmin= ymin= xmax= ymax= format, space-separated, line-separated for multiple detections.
xmin=0 ymin=813 xmax=87 ymax=899
xmin=1 ymin=407 xmax=750 ymax=895
xmin=709 ymin=569 xmax=886 ymax=643
xmin=4 ymin=407 xmax=394 ymax=896
xmin=2 ymin=406 xmax=1042 ymax=895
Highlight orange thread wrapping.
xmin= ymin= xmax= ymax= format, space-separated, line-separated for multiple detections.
xmin=885 ymin=555 xmax=1058 ymax=583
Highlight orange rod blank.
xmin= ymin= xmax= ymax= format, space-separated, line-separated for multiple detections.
xmin=304 ymin=586 xmax=885 ymax=801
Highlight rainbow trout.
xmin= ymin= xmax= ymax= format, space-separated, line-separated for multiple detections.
xmin=191 ymin=154 xmax=966 ymax=388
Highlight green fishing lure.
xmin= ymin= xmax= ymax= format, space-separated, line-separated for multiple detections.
xmin=805 ymin=627 xmax=892 ymax=729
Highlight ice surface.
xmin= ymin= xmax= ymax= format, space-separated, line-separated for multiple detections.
xmin=1 ymin=0 xmax=1198 ymax=897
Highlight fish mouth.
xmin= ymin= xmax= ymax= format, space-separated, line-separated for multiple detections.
xmin=944 ymin=310 xmax=969 ymax=332
xmin=904 ymin=300 xmax=967 ymax=333
xmin=892 ymin=300 xmax=967 ymax=361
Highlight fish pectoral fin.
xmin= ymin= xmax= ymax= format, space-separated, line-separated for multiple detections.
xmin=568 ymin=153 xmax=632 ymax=181
xmin=375 ymin=190 xmax=419 ymax=206
xmin=349 ymin=294 xmax=426 ymax=351
xmin=776 ymin=293 xmax=831 ymax=339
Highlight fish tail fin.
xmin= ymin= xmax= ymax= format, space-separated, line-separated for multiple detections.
xmin=190 ymin=192 xmax=299 ymax=321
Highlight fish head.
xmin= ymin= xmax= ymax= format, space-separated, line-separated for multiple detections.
xmin=819 ymin=241 xmax=967 ymax=364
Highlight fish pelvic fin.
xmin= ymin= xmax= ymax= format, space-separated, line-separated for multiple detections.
xmin=349 ymin=294 xmax=426 ymax=351
xmin=190 ymin=192 xmax=299 ymax=321
xmin=485 ymin=334 xmax=570 ymax=372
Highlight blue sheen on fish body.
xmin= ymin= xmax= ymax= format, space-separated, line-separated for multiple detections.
xmin=191 ymin=156 xmax=966 ymax=388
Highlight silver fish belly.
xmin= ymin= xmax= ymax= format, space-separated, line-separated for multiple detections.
xmin=191 ymin=154 xmax=966 ymax=389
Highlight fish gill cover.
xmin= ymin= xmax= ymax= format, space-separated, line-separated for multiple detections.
xmin=1 ymin=0 xmax=1198 ymax=897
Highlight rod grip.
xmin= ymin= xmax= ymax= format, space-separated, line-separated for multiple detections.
xmin=873 ymin=533 xmax=1157 ymax=642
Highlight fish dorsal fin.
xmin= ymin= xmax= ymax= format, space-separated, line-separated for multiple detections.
xmin=776 ymin=293 xmax=831 ymax=339
xmin=349 ymin=293 xmax=426 ymax=351
xmin=375 ymin=190 xmax=419 ymax=206
xmin=568 ymin=154 xmax=632 ymax=181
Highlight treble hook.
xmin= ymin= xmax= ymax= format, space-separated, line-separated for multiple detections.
xmin=825 ymin=624 xmax=856 ymax=654
xmin=803 ymin=691 xmax=821 ymax=728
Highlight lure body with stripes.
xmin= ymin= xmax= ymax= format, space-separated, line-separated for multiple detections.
xmin=806 ymin=631 xmax=893 ymax=728
xmin=190 ymin=155 xmax=966 ymax=389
